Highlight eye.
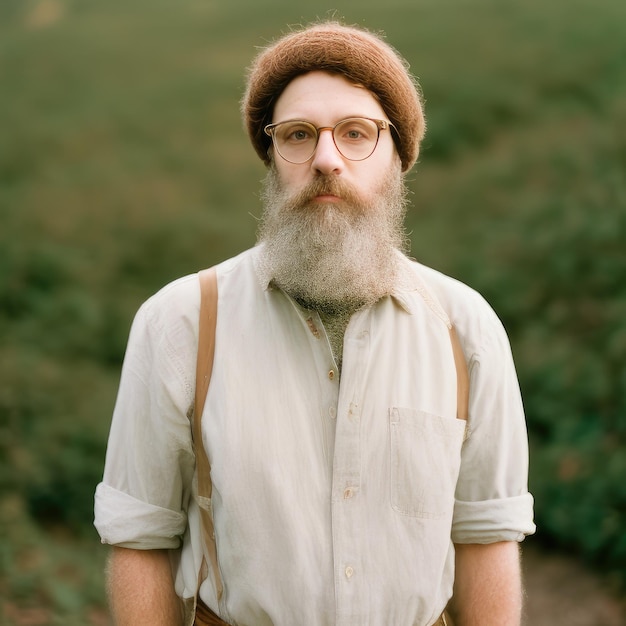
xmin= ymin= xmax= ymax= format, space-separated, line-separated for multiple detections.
xmin=291 ymin=129 xmax=310 ymax=141
xmin=279 ymin=122 xmax=316 ymax=144
xmin=346 ymin=129 xmax=363 ymax=140
xmin=337 ymin=119 xmax=376 ymax=143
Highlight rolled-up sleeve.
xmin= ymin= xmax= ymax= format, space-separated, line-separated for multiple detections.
xmin=452 ymin=494 xmax=535 ymax=543
xmin=94 ymin=276 xmax=199 ymax=549
xmin=94 ymin=483 xmax=188 ymax=548
xmin=452 ymin=300 xmax=536 ymax=544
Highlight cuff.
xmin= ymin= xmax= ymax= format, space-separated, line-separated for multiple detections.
xmin=94 ymin=482 xmax=187 ymax=549
xmin=451 ymin=492 xmax=536 ymax=544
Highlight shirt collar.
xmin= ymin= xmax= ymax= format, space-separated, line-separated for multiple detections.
xmin=252 ymin=243 xmax=419 ymax=315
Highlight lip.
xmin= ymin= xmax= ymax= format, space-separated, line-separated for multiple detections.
xmin=313 ymin=193 xmax=341 ymax=203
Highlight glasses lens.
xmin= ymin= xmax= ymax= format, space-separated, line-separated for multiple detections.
xmin=333 ymin=118 xmax=379 ymax=161
xmin=272 ymin=121 xmax=318 ymax=163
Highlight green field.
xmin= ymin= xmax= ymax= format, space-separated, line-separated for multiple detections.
xmin=1 ymin=0 xmax=625 ymax=622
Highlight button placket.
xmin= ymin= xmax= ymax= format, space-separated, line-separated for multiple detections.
xmin=331 ymin=311 xmax=371 ymax=621
xmin=305 ymin=316 xmax=321 ymax=338
xmin=297 ymin=307 xmax=339 ymax=470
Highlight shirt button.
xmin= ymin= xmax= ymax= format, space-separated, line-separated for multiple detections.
xmin=329 ymin=407 xmax=337 ymax=419
xmin=345 ymin=566 xmax=354 ymax=579
xmin=343 ymin=488 xmax=353 ymax=499
xmin=305 ymin=317 xmax=321 ymax=338
xmin=328 ymin=369 xmax=335 ymax=380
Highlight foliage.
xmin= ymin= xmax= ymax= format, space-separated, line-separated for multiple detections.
xmin=1 ymin=0 xmax=625 ymax=620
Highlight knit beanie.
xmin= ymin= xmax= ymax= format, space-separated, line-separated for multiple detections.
xmin=242 ymin=22 xmax=426 ymax=172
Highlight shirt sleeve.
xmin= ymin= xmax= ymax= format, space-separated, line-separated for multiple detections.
xmin=94 ymin=276 xmax=199 ymax=549
xmin=451 ymin=296 xmax=536 ymax=544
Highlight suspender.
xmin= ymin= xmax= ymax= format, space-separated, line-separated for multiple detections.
xmin=192 ymin=267 xmax=469 ymax=606
xmin=449 ymin=325 xmax=469 ymax=421
xmin=193 ymin=268 xmax=223 ymax=603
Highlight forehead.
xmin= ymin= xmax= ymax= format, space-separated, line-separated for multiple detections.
xmin=272 ymin=71 xmax=387 ymax=123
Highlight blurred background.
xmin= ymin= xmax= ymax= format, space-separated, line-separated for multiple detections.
xmin=1 ymin=0 xmax=624 ymax=623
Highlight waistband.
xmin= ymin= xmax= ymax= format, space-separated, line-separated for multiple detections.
xmin=194 ymin=599 xmax=453 ymax=626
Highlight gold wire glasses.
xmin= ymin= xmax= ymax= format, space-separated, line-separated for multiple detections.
xmin=264 ymin=117 xmax=396 ymax=164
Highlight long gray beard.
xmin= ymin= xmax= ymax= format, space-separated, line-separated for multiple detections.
xmin=256 ymin=165 xmax=409 ymax=316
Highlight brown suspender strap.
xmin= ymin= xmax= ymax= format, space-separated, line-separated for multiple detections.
xmin=194 ymin=597 xmax=229 ymax=626
xmin=437 ymin=609 xmax=455 ymax=626
xmin=449 ymin=325 xmax=469 ymax=421
xmin=411 ymin=269 xmax=469 ymax=421
xmin=193 ymin=267 xmax=223 ymax=605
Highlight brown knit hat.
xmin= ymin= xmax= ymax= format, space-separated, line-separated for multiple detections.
xmin=242 ymin=22 xmax=426 ymax=172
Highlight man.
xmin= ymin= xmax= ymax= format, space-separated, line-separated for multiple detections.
xmin=95 ymin=21 xmax=535 ymax=626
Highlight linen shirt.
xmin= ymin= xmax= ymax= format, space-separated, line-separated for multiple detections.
xmin=94 ymin=246 xmax=535 ymax=626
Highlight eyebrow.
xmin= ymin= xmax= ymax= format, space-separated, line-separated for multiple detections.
xmin=272 ymin=114 xmax=387 ymax=125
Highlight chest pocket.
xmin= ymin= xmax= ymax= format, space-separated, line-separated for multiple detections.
xmin=390 ymin=407 xmax=466 ymax=519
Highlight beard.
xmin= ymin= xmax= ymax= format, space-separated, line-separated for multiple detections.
xmin=256 ymin=163 xmax=409 ymax=315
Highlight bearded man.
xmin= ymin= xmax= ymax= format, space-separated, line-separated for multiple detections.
xmin=95 ymin=21 xmax=535 ymax=626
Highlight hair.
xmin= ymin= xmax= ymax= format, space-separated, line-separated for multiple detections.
xmin=241 ymin=21 xmax=426 ymax=172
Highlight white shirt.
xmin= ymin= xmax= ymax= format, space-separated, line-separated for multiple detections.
xmin=95 ymin=246 xmax=535 ymax=626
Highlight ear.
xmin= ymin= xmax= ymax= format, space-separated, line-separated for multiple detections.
xmin=393 ymin=150 xmax=403 ymax=171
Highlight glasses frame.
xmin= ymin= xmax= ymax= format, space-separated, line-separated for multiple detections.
xmin=264 ymin=117 xmax=397 ymax=164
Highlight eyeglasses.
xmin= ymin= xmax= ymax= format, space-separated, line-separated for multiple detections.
xmin=264 ymin=117 xmax=396 ymax=164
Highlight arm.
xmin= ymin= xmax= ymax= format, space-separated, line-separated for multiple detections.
xmin=107 ymin=547 xmax=183 ymax=626
xmin=95 ymin=286 xmax=199 ymax=624
xmin=448 ymin=541 xmax=522 ymax=626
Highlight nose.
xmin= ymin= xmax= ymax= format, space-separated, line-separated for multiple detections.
xmin=310 ymin=128 xmax=344 ymax=175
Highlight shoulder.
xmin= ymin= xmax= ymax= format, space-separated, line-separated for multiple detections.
xmin=402 ymin=256 xmax=512 ymax=361
xmin=138 ymin=249 xmax=257 ymax=329
xmin=139 ymin=273 xmax=201 ymax=335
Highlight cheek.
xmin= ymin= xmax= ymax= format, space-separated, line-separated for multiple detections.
xmin=362 ymin=160 xmax=397 ymax=193
xmin=273 ymin=160 xmax=308 ymax=192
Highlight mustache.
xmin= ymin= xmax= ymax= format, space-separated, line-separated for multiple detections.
xmin=288 ymin=176 xmax=364 ymax=210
